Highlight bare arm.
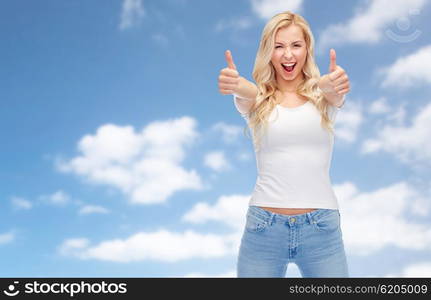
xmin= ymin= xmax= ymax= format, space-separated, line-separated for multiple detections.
xmin=218 ymin=50 xmax=258 ymax=115
xmin=235 ymin=76 xmax=258 ymax=100
xmin=318 ymin=49 xmax=349 ymax=108
xmin=233 ymin=77 xmax=258 ymax=115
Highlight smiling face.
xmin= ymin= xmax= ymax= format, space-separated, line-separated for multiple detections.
xmin=271 ymin=24 xmax=308 ymax=91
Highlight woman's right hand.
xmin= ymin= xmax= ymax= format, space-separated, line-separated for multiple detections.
xmin=218 ymin=50 xmax=240 ymax=95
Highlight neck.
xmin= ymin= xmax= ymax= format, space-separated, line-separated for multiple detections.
xmin=276 ymin=73 xmax=304 ymax=94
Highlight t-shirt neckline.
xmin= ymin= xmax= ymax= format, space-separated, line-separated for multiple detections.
xmin=276 ymin=100 xmax=310 ymax=110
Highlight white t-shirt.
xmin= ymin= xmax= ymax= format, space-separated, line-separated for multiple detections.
xmin=234 ymin=96 xmax=342 ymax=209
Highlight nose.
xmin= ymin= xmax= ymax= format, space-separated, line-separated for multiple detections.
xmin=283 ymin=47 xmax=293 ymax=59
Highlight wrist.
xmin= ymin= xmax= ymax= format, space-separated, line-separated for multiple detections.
xmin=234 ymin=77 xmax=257 ymax=100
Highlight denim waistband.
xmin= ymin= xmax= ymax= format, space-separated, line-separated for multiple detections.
xmin=247 ymin=205 xmax=338 ymax=226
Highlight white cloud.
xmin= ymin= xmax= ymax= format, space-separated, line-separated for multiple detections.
xmin=184 ymin=182 xmax=431 ymax=257
xmin=386 ymin=261 xmax=431 ymax=277
xmin=361 ymin=101 xmax=431 ymax=166
xmin=58 ymin=230 xmax=238 ymax=263
xmin=380 ymin=45 xmax=431 ymax=89
xmin=215 ymin=16 xmax=254 ymax=33
xmin=317 ymin=0 xmax=426 ymax=52
xmin=182 ymin=194 xmax=250 ymax=229
xmin=58 ymin=238 xmax=90 ymax=256
xmin=212 ymin=122 xmax=243 ymax=144
xmin=193 ymin=182 xmax=431 ymax=257
xmin=11 ymin=196 xmax=32 ymax=210
xmin=59 ymin=194 xmax=251 ymax=263
xmin=237 ymin=151 xmax=253 ymax=162
xmin=58 ymin=176 xmax=431 ymax=264
xmin=335 ymin=100 xmax=363 ymax=143
xmin=336 ymin=180 xmax=431 ymax=256
xmin=39 ymin=190 xmax=70 ymax=206
xmin=398 ymin=262 xmax=431 ymax=277
xmin=367 ymin=98 xmax=407 ymax=133
xmin=56 ymin=117 xmax=205 ymax=205
xmin=78 ymin=205 xmax=110 ymax=215
xmin=215 ymin=0 xmax=303 ymax=33
xmin=369 ymin=97 xmax=391 ymax=114
xmin=386 ymin=103 xmax=407 ymax=125
xmin=119 ymin=0 xmax=145 ymax=30
xmin=203 ymin=151 xmax=231 ymax=172
xmin=0 ymin=232 xmax=15 ymax=245
xmin=251 ymin=0 xmax=303 ymax=20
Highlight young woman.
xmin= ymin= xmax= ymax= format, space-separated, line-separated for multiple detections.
xmin=218 ymin=11 xmax=350 ymax=277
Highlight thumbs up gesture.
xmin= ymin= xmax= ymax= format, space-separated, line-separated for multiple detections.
xmin=218 ymin=50 xmax=241 ymax=95
xmin=318 ymin=49 xmax=350 ymax=103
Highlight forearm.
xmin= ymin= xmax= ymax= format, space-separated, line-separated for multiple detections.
xmin=323 ymin=92 xmax=345 ymax=108
xmin=234 ymin=77 xmax=258 ymax=100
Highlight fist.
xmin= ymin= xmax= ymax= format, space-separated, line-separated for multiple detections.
xmin=318 ymin=49 xmax=350 ymax=97
xmin=218 ymin=50 xmax=240 ymax=95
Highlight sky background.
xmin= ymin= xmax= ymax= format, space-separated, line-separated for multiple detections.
xmin=1 ymin=0 xmax=431 ymax=278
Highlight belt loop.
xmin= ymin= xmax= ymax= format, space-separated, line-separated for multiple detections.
xmin=269 ymin=213 xmax=276 ymax=226
xmin=306 ymin=212 xmax=313 ymax=225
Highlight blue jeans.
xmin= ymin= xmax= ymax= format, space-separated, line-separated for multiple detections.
xmin=237 ymin=206 xmax=349 ymax=277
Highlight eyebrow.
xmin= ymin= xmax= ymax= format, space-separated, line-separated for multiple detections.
xmin=275 ymin=40 xmax=304 ymax=45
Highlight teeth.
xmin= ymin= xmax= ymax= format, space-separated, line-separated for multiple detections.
xmin=282 ymin=63 xmax=296 ymax=67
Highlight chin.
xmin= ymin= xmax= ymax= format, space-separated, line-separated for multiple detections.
xmin=281 ymin=72 xmax=298 ymax=81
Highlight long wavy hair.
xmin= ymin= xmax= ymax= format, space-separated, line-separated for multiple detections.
xmin=244 ymin=11 xmax=334 ymax=151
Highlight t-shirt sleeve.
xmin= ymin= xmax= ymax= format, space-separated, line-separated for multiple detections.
xmin=233 ymin=95 xmax=253 ymax=121
xmin=327 ymin=95 xmax=345 ymax=122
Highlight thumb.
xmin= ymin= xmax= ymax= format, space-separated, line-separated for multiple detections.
xmin=329 ymin=48 xmax=337 ymax=73
xmin=225 ymin=50 xmax=237 ymax=70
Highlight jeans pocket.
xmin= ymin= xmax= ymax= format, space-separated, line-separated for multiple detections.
xmin=313 ymin=210 xmax=340 ymax=233
xmin=245 ymin=212 xmax=268 ymax=233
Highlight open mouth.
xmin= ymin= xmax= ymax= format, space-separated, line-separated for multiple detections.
xmin=282 ymin=63 xmax=296 ymax=73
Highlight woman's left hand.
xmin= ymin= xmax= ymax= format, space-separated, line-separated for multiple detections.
xmin=318 ymin=49 xmax=350 ymax=104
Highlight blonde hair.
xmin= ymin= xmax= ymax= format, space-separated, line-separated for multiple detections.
xmin=244 ymin=11 xmax=334 ymax=151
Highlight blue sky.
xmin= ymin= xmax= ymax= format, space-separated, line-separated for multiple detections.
xmin=1 ymin=0 xmax=431 ymax=277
